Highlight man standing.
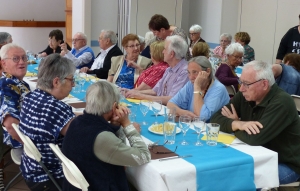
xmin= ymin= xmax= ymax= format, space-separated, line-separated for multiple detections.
xmin=61 ymin=32 xmax=95 ymax=69
xmin=211 ymin=61 xmax=300 ymax=185
xmin=125 ymin=35 xmax=189 ymax=105
xmin=80 ymin=30 xmax=123 ymax=79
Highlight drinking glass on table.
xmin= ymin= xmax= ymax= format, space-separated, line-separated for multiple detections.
xmin=179 ymin=115 xmax=191 ymax=145
xmin=151 ymin=100 xmax=162 ymax=125
xmin=193 ymin=117 xmax=206 ymax=146
xmin=129 ymin=104 xmax=138 ymax=124
xmin=140 ymin=100 xmax=150 ymax=125
xmin=78 ymin=75 xmax=86 ymax=92
xmin=73 ymin=74 xmax=81 ymax=93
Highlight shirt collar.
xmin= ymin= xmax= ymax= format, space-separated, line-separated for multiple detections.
xmin=77 ymin=45 xmax=88 ymax=52
xmin=169 ymin=59 xmax=187 ymax=72
xmin=100 ymin=44 xmax=115 ymax=54
xmin=247 ymin=84 xmax=278 ymax=108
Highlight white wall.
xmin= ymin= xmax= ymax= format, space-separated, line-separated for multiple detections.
xmin=0 ymin=0 xmax=65 ymax=53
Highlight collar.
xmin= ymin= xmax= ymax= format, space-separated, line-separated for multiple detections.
xmin=169 ymin=59 xmax=187 ymax=73
xmin=100 ymin=44 xmax=115 ymax=54
xmin=77 ymin=45 xmax=88 ymax=52
xmin=248 ymin=84 xmax=278 ymax=108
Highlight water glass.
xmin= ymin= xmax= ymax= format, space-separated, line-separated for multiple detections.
xmin=151 ymin=100 xmax=162 ymax=124
xmin=163 ymin=113 xmax=176 ymax=145
xmin=193 ymin=117 xmax=206 ymax=146
xmin=206 ymin=123 xmax=220 ymax=146
xmin=179 ymin=115 xmax=191 ymax=145
xmin=140 ymin=100 xmax=150 ymax=125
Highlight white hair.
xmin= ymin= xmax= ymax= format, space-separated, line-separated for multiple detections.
xmin=225 ymin=43 xmax=244 ymax=55
xmin=145 ymin=31 xmax=155 ymax=46
xmin=101 ymin=30 xmax=118 ymax=45
xmin=165 ymin=35 xmax=188 ymax=60
xmin=220 ymin=33 xmax=232 ymax=42
xmin=189 ymin=24 xmax=202 ymax=33
xmin=0 ymin=43 xmax=25 ymax=59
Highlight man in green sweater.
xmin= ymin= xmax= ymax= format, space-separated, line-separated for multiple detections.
xmin=211 ymin=60 xmax=300 ymax=185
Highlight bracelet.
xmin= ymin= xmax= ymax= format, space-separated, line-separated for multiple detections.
xmin=193 ymin=91 xmax=203 ymax=96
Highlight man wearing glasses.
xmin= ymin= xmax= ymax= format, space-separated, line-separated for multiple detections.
xmin=211 ymin=61 xmax=300 ymax=186
xmin=61 ymin=32 xmax=95 ymax=69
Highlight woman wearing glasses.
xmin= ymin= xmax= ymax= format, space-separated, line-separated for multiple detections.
xmin=19 ymin=54 xmax=76 ymax=190
xmin=213 ymin=33 xmax=232 ymax=62
xmin=107 ymin=34 xmax=151 ymax=89
xmin=215 ymin=43 xmax=244 ymax=92
xmin=189 ymin=24 xmax=205 ymax=56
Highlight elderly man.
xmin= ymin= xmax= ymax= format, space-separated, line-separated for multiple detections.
xmin=125 ymin=35 xmax=189 ymax=105
xmin=211 ymin=61 xmax=300 ymax=185
xmin=61 ymin=32 xmax=95 ymax=69
xmin=80 ymin=30 xmax=123 ymax=79
xmin=62 ymin=81 xmax=150 ymax=191
xmin=0 ymin=32 xmax=12 ymax=49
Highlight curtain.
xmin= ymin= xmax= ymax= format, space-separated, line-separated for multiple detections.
xmin=117 ymin=0 xmax=131 ymax=52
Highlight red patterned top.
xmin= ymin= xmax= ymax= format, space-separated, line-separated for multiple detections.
xmin=135 ymin=61 xmax=169 ymax=88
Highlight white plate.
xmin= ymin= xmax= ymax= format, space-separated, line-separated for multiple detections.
xmin=148 ymin=125 xmax=181 ymax=135
xmin=34 ymin=67 xmax=38 ymax=70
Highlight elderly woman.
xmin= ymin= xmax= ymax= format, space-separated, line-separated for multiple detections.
xmin=235 ymin=32 xmax=255 ymax=64
xmin=0 ymin=32 xmax=13 ymax=49
xmin=192 ymin=42 xmax=210 ymax=58
xmin=215 ymin=43 xmax=244 ymax=92
xmin=38 ymin=29 xmax=71 ymax=57
xmin=19 ymin=54 xmax=76 ymax=190
xmin=189 ymin=24 xmax=205 ymax=54
xmin=107 ymin=34 xmax=151 ymax=89
xmin=62 ymin=81 xmax=150 ymax=191
xmin=213 ymin=33 xmax=232 ymax=61
xmin=134 ymin=41 xmax=168 ymax=90
xmin=167 ymin=56 xmax=230 ymax=120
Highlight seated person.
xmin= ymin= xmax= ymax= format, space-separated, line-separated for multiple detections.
xmin=272 ymin=53 xmax=300 ymax=95
xmin=19 ymin=54 xmax=76 ymax=190
xmin=167 ymin=56 xmax=230 ymax=120
xmin=61 ymin=32 xmax=95 ymax=69
xmin=107 ymin=34 xmax=151 ymax=89
xmin=189 ymin=24 xmax=205 ymax=55
xmin=0 ymin=44 xmax=30 ymax=149
xmin=125 ymin=35 xmax=189 ymax=105
xmin=215 ymin=43 xmax=244 ymax=92
xmin=62 ymin=81 xmax=150 ymax=191
xmin=192 ymin=42 xmax=210 ymax=58
xmin=80 ymin=30 xmax=123 ymax=79
xmin=0 ymin=32 xmax=13 ymax=49
xmin=211 ymin=60 xmax=300 ymax=185
xmin=213 ymin=33 xmax=232 ymax=62
xmin=138 ymin=35 xmax=146 ymax=53
xmin=134 ymin=41 xmax=168 ymax=90
xmin=38 ymin=29 xmax=71 ymax=57
xmin=234 ymin=32 xmax=254 ymax=64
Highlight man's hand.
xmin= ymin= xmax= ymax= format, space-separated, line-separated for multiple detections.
xmin=221 ymin=104 xmax=239 ymax=120
xmin=232 ymin=121 xmax=263 ymax=135
xmin=60 ymin=42 xmax=68 ymax=53
xmin=111 ymin=105 xmax=130 ymax=127
xmin=80 ymin=67 xmax=90 ymax=73
xmin=194 ymin=71 xmax=210 ymax=91
xmin=60 ymin=50 xmax=66 ymax=57
xmin=177 ymin=109 xmax=197 ymax=118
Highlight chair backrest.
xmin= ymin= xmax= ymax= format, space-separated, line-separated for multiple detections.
xmin=49 ymin=143 xmax=89 ymax=191
xmin=225 ymin=85 xmax=236 ymax=96
xmin=291 ymin=94 xmax=300 ymax=112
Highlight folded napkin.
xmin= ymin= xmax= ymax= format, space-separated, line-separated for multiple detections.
xmin=69 ymin=102 xmax=86 ymax=109
xmin=126 ymin=98 xmax=141 ymax=103
xmin=149 ymin=146 xmax=178 ymax=160
xmin=201 ymin=133 xmax=236 ymax=144
xmin=25 ymin=72 xmax=37 ymax=77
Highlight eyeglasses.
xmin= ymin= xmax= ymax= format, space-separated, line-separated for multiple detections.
xmin=148 ymin=140 xmax=178 ymax=154
xmin=126 ymin=44 xmax=140 ymax=49
xmin=189 ymin=33 xmax=199 ymax=36
xmin=231 ymin=55 xmax=243 ymax=60
xmin=72 ymin=39 xmax=84 ymax=42
xmin=64 ymin=77 xmax=75 ymax=84
xmin=238 ymin=79 xmax=264 ymax=88
xmin=4 ymin=56 xmax=28 ymax=63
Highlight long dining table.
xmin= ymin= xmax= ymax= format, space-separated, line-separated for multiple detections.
xmin=24 ymin=63 xmax=279 ymax=191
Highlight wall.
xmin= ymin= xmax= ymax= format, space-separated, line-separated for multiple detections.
xmin=0 ymin=0 xmax=66 ymax=53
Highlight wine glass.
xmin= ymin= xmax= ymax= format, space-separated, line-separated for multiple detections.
xmin=129 ymin=104 xmax=138 ymax=124
xmin=193 ymin=117 xmax=206 ymax=146
xmin=179 ymin=115 xmax=191 ymax=145
xmin=151 ymin=100 xmax=162 ymax=124
xmin=78 ymin=76 xmax=86 ymax=92
xmin=140 ymin=100 xmax=150 ymax=125
xmin=73 ymin=74 xmax=81 ymax=93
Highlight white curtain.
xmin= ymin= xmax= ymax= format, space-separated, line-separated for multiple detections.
xmin=117 ymin=0 xmax=131 ymax=52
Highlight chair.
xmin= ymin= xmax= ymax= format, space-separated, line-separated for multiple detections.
xmin=11 ymin=123 xmax=62 ymax=191
xmin=291 ymin=94 xmax=300 ymax=112
xmin=279 ymin=181 xmax=300 ymax=190
xmin=225 ymin=85 xmax=236 ymax=96
xmin=3 ymin=149 xmax=22 ymax=191
xmin=49 ymin=143 xmax=89 ymax=191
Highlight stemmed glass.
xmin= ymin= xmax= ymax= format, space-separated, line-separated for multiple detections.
xmin=129 ymin=104 xmax=138 ymax=124
xmin=193 ymin=117 xmax=206 ymax=146
xmin=73 ymin=74 xmax=81 ymax=93
xmin=78 ymin=75 xmax=86 ymax=92
xmin=151 ymin=100 xmax=162 ymax=124
xmin=179 ymin=115 xmax=191 ymax=145
xmin=140 ymin=100 xmax=150 ymax=125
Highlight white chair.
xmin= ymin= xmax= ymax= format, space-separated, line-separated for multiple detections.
xmin=225 ymin=85 xmax=236 ymax=96
xmin=291 ymin=94 xmax=300 ymax=112
xmin=11 ymin=123 xmax=62 ymax=191
xmin=49 ymin=143 xmax=89 ymax=191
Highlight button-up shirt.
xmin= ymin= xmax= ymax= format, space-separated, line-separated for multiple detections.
xmin=91 ymin=44 xmax=115 ymax=70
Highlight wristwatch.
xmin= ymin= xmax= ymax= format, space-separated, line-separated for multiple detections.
xmin=193 ymin=91 xmax=203 ymax=97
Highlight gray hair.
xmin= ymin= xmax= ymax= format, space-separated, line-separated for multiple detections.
xmin=101 ymin=30 xmax=118 ymax=45
xmin=75 ymin=32 xmax=87 ymax=41
xmin=0 ymin=43 xmax=25 ymax=59
xmin=243 ymin=60 xmax=275 ymax=87
xmin=37 ymin=53 xmax=76 ymax=91
xmin=166 ymin=35 xmax=188 ymax=60
xmin=85 ymin=81 xmax=120 ymax=116
xmin=0 ymin=32 xmax=12 ymax=45
xmin=220 ymin=33 xmax=232 ymax=42
xmin=189 ymin=56 xmax=214 ymax=80
xmin=138 ymin=35 xmax=145 ymax=45
xmin=145 ymin=31 xmax=155 ymax=46
xmin=225 ymin=43 xmax=244 ymax=55
xmin=189 ymin=24 xmax=202 ymax=33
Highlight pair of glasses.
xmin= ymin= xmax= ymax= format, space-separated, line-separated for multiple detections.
xmin=4 ymin=56 xmax=28 ymax=63
xmin=238 ymin=79 xmax=264 ymax=88
xmin=232 ymin=55 xmax=243 ymax=60
xmin=72 ymin=39 xmax=84 ymax=42
xmin=189 ymin=33 xmax=199 ymax=36
xmin=64 ymin=77 xmax=75 ymax=84
xmin=126 ymin=44 xmax=140 ymax=49
xmin=148 ymin=140 xmax=178 ymax=154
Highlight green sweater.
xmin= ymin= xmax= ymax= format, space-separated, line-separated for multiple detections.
xmin=211 ymin=84 xmax=300 ymax=174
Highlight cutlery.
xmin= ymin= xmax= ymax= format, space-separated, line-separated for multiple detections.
xmin=159 ymin=155 xmax=192 ymax=161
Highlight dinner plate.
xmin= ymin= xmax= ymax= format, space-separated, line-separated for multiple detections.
xmin=148 ymin=125 xmax=181 ymax=135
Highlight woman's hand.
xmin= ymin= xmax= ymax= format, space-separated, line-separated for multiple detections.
xmin=194 ymin=71 xmax=210 ymax=91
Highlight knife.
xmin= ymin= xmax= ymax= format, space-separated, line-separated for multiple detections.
xmin=159 ymin=155 xmax=192 ymax=161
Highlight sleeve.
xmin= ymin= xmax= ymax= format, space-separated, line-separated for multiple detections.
xmin=168 ymin=82 xmax=190 ymax=110
xmin=215 ymin=64 xmax=239 ymax=86
xmin=64 ymin=51 xmax=93 ymax=67
xmin=168 ymin=70 xmax=189 ymax=96
xmin=213 ymin=46 xmax=219 ymax=55
xmin=39 ymin=45 xmax=52 ymax=55
xmin=142 ymin=66 xmax=166 ymax=88
xmin=276 ymin=29 xmax=292 ymax=60
xmin=152 ymin=70 xmax=167 ymax=94
xmin=108 ymin=57 xmax=119 ymax=76
xmin=93 ymin=124 xmax=151 ymax=166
